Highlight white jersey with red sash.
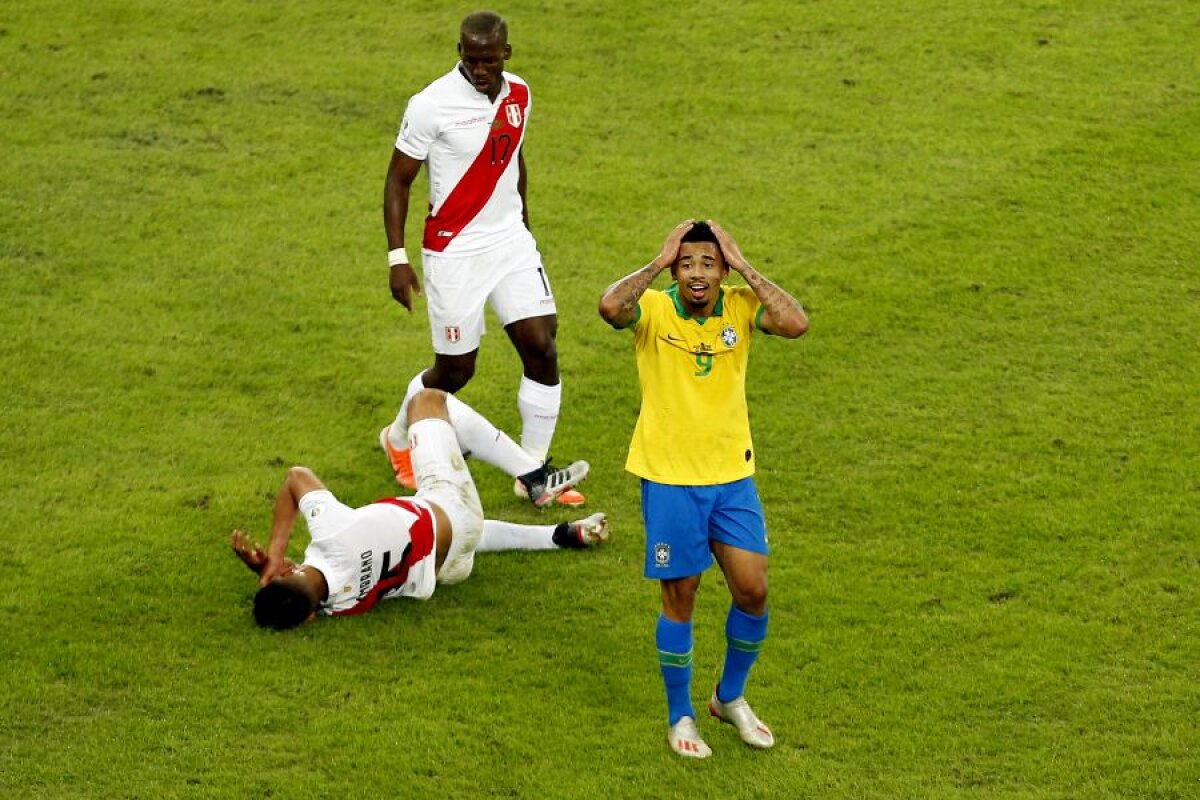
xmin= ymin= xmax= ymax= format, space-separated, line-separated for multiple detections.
xmin=395 ymin=66 xmax=531 ymax=256
xmin=302 ymin=497 xmax=438 ymax=616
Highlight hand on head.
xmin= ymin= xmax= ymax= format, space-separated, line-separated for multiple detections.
xmin=230 ymin=529 xmax=267 ymax=574
xmin=655 ymin=219 xmax=696 ymax=269
xmin=705 ymin=219 xmax=748 ymax=273
xmin=230 ymin=529 xmax=292 ymax=587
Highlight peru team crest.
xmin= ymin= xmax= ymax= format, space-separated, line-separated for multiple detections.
xmin=720 ymin=324 xmax=738 ymax=347
xmin=505 ymin=103 xmax=522 ymax=128
xmin=445 ymin=326 xmax=461 ymax=343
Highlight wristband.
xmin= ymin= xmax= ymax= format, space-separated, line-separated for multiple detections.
xmin=387 ymin=247 xmax=409 ymax=266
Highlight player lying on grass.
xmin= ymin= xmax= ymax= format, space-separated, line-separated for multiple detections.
xmin=230 ymin=388 xmax=606 ymax=630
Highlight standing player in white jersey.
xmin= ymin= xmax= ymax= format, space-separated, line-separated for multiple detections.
xmin=381 ymin=10 xmax=583 ymax=506
xmin=230 ymin=389 xmax=607 ymax=630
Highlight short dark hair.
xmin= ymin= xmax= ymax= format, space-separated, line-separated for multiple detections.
xmin=461 ymin=10 xmax=507 ymax=41
xmin=253 ymin=581 xmax=314 ymax=630
xmin=680 ymin=221 xmax=717 ymax=245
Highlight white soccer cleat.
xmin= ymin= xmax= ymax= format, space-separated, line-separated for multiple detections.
xmin=516 ymin=459 xmax=589 ymax=508
xmin=708 ymin=691 xmax=775 ymax=749
xmin=667 ymin=716 xmax=712 ymax=759
xmin=568 ymin=512 xmax=609 ymax=547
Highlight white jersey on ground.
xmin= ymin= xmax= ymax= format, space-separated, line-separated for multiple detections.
xmin=299 ymin=492 xmax=439 ymax=616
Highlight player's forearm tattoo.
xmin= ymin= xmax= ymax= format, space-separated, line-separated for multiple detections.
xmin=606 ymin=262 xmax=662 ymax=317
xmin=739 ymin=263 xmax=806 ymax=324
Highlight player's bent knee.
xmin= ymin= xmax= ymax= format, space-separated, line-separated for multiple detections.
xmin=523 ymin=328 xmax=558 ymax=359
xmin=405 ymin=388 xmax=450 ymax=426
xmin=510 ymin=318 xmax=558 ymax=357
xmin=439 ymin=367 xmax=475 ymax=392
xmin=731 ymin=583 xmax=768 ymax=615
xmin=515 ymin=337 xmax=559 ymax=384
xmin=427 ymin=355 xmax=477 ymax=392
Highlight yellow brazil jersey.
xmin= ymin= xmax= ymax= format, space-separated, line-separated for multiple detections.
xmin=625 ymin=284 xmax=765 ymax=485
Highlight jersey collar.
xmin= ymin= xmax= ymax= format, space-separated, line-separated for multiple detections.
xmin=454 ymin=63 xmax=509 ymax=104
xmin=665 ymin=283 xmax=724 ymax=323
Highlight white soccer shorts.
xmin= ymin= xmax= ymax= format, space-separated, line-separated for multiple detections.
xmin=421 ymin=230 xmax=557 ymax=356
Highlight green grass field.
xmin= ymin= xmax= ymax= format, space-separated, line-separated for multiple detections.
xmin=2 ymin=1 xmax=1197 ymax=797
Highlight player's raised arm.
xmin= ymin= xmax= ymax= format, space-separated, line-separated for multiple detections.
xmin=708 ymin=220 xmax=809 ymax=339
xmin=383 ymin=149 xmax=424 ymax=312
xmin=257 ymin=466 xmax=327 ymax=587
xmin=598 ymin=220 xmax=695 ymax=329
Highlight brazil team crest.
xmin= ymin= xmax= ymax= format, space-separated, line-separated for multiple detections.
xmin=720 ymin=324 xmax=738 ymax=347
xmin=654 ymin=542 xmax=671 ymax=568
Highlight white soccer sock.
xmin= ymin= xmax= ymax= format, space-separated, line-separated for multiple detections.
xmin=387 ymin=372 xmax=428 ymax=449
xmin=476 ymin=519 xmax=557 ymax=552
xmin=517 ymin=376 xmax=561 ymax=462
xmin=445 ymin=394 xmax=541 ymax=478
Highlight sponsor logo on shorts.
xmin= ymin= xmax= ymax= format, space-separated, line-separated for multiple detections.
xmin=654 ymin=542 xmax=671 ymax=568
xmin=308 ymin=504 xmax=323 ymax=519
xmin=445 ymin=326 xmax=461 ymax=343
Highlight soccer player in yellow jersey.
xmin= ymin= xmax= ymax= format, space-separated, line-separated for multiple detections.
xmin=599 ymin=220 xmax=808 ymax=758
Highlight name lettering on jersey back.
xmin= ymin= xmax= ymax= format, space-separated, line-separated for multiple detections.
xmin=357 ymin=550 xmax=373 ymax=601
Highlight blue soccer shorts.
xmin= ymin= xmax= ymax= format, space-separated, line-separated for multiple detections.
xmin=641 ymin=477 xmax=768 ymax=580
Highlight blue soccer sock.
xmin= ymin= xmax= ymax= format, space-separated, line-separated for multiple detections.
xmin=716 ymin=604 xmax=768 ymax=703
xmin=656 ymin=614 xmax=695 ymax=725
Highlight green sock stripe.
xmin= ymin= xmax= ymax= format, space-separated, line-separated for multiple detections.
xmin=727 ymin=636 xmax=765 ymax=654
xmin=657 ymin=649 xmax=693 ymax=668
